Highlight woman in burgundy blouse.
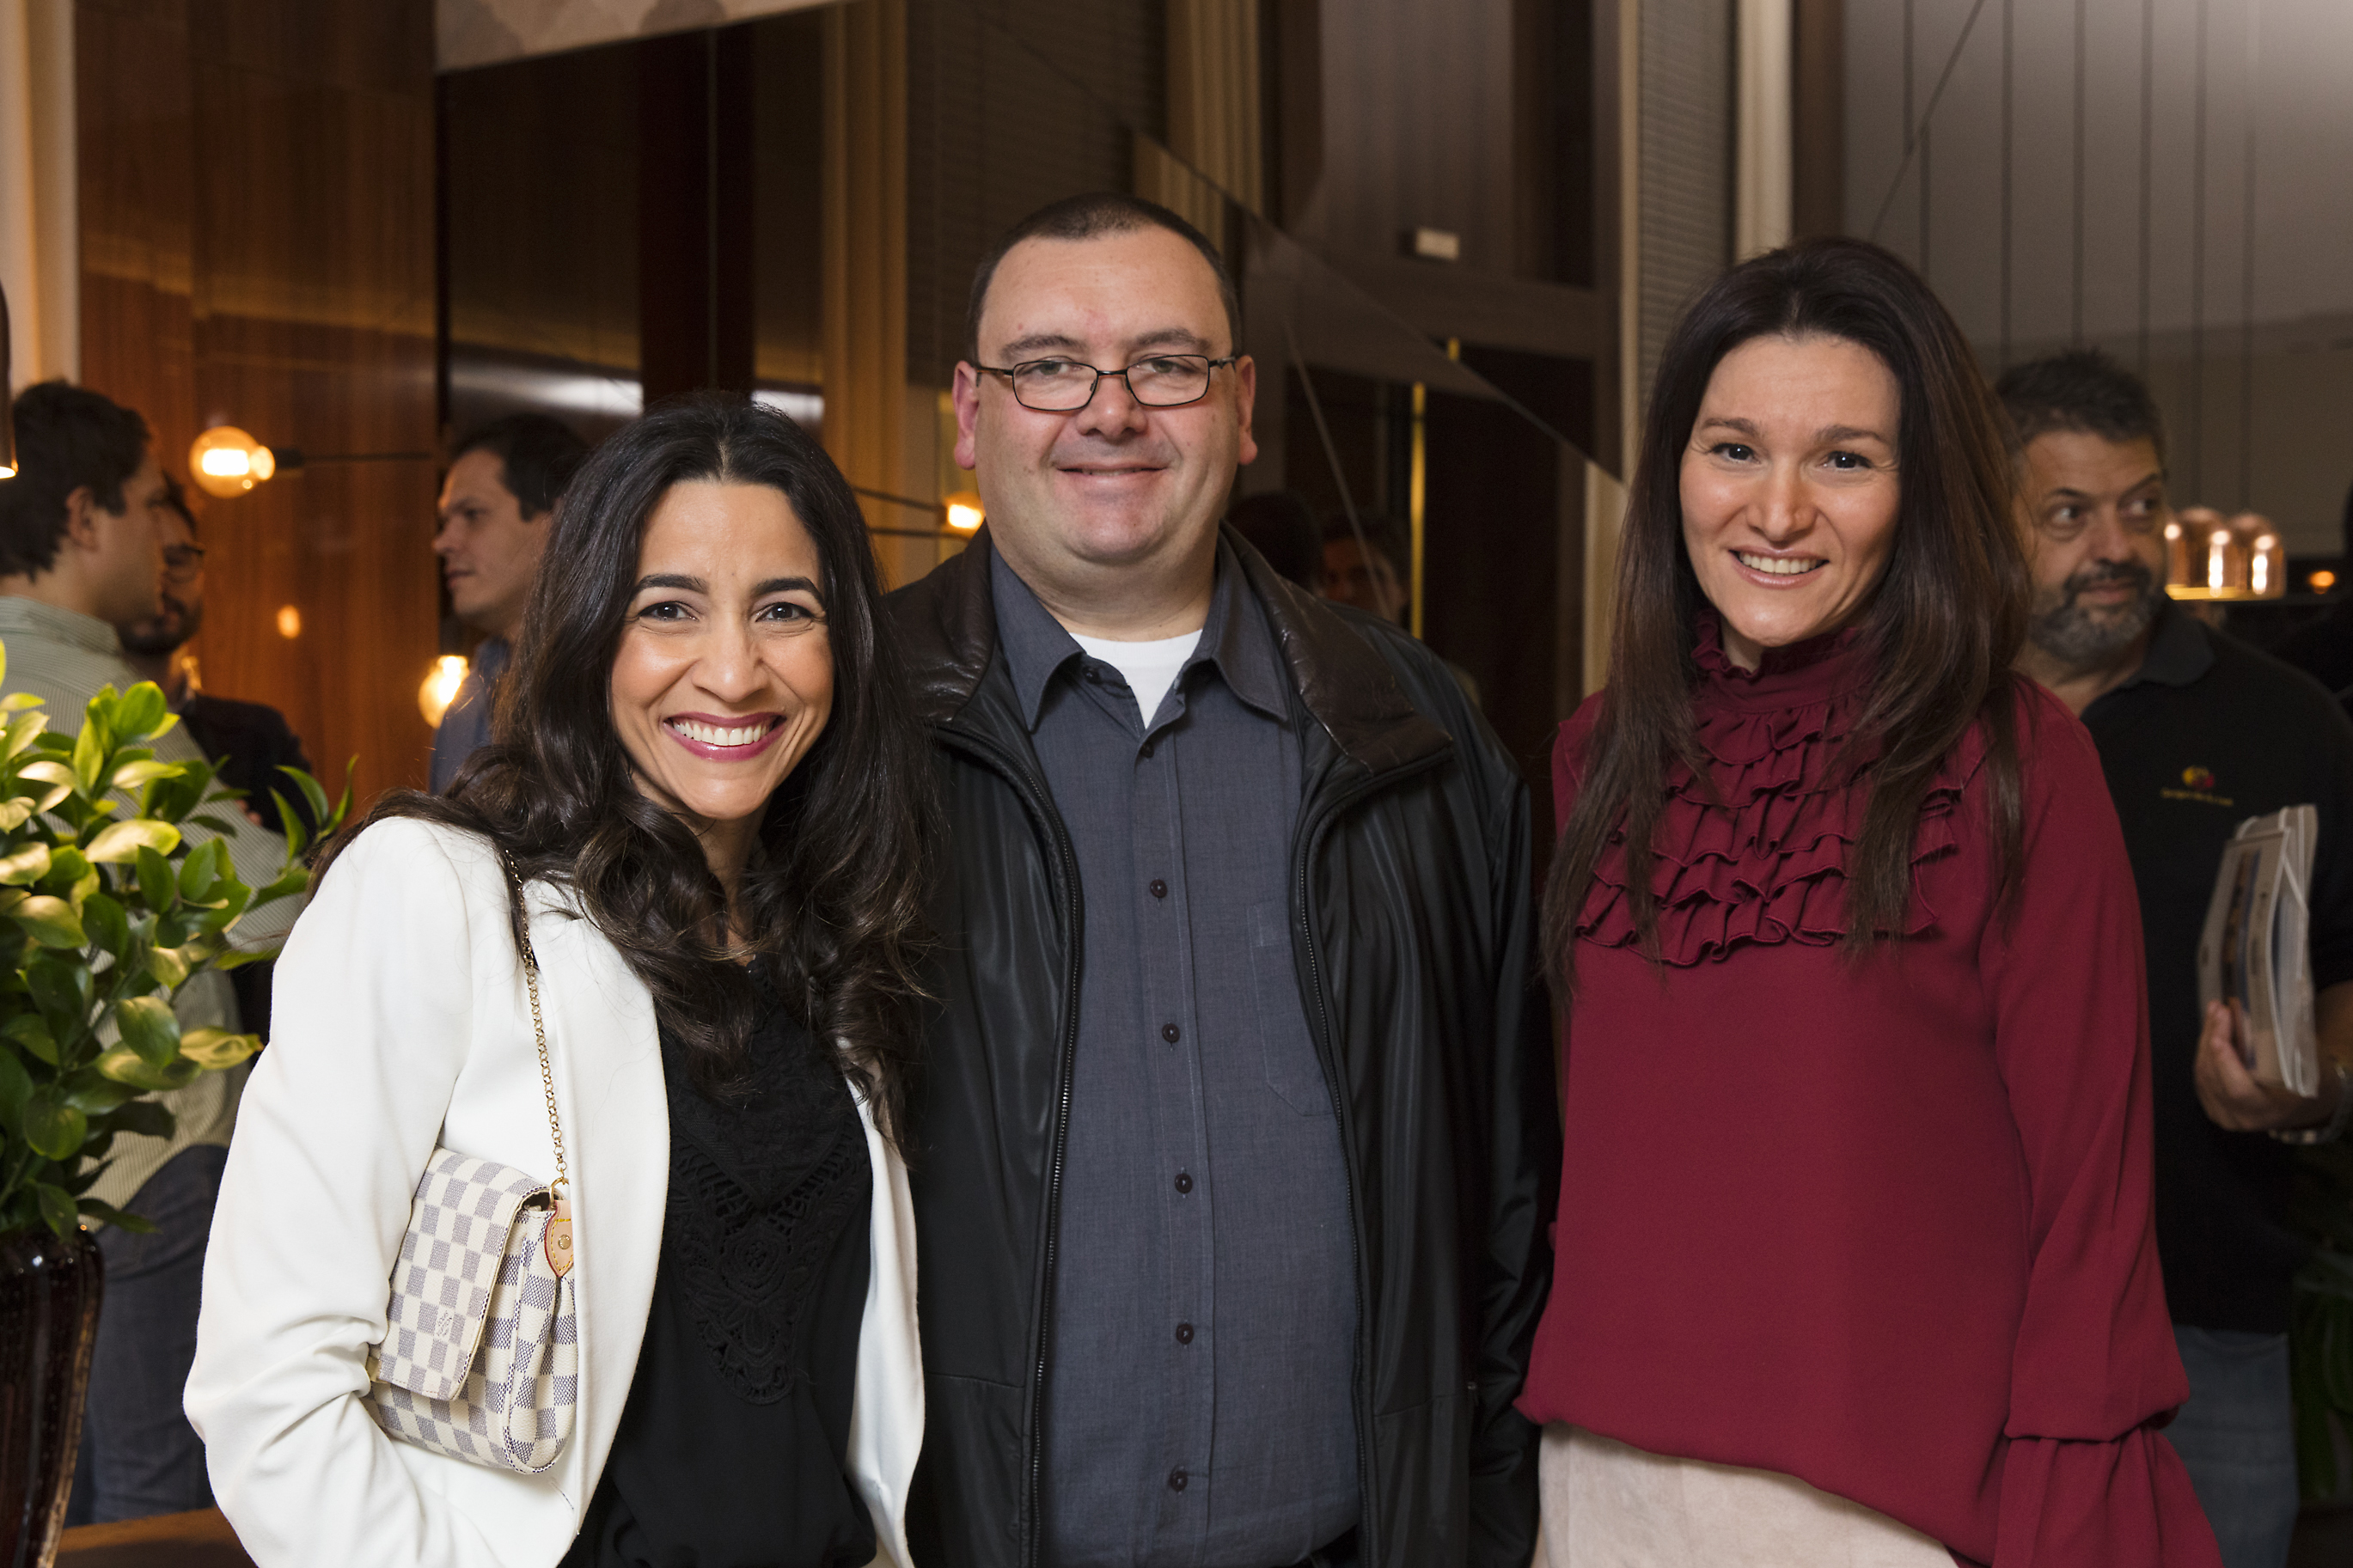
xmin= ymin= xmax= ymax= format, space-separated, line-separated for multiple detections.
xmin=1519 ymin=237 xmax=2221 ymax=1566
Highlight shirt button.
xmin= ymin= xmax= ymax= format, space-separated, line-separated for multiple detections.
xmin=1176 ymin=1322 xmax=1194 ymax=1344
xmin=1161 ymin=1022 xmax=1181 ymax=1043
xmin=1174 ymin=1172 xmax=1193 ymax=1194
xmin=1149 ymin=879 xmax=1167 ymax=899
xmin=1140 ymin=740 xmax=1156 ymax=759
xmin=1168 ymin=1467 xmax=1188 ymax=1492
xmin=1084 ymin=667 xmax=1102 ymax=684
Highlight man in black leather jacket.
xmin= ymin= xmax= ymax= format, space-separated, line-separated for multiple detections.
xmin=886 ymin=192 xmax=1557 ymax=1568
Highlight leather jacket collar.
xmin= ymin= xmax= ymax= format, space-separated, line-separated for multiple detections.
xmin=894 ymin=526 xmax=1452 ymax=779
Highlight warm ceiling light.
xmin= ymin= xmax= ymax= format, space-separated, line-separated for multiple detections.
xmin=275 ymin=605 xmax=303 ymax=638
xmin=189 ymin=427 xmax=278 ymax=497
xmin=2313 ymin=570 xmax=2339 ymax=592
xmin=418 ymin=654 xmax=469 ymax=728
xmin=944 ymin=490 xmax=985 ymax=533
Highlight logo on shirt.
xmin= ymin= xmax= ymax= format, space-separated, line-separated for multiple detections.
xmin=2161 ymin=765 xmax=2234 ymax=808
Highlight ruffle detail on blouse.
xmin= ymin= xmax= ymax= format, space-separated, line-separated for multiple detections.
xmin=1577 ymin=620 xmax=1964 ymax=966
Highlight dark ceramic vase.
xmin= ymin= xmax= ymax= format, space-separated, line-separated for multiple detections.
xmin=0 ymin=1229 xmax=101 ymax=1568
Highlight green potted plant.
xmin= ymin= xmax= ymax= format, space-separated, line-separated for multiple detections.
xmin=0 ymin=645 xmax=343 ymax=1564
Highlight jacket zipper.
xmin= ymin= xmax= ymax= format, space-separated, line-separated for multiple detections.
xmin=1292 ymin=752 xmax=1450 ymax=1568
xmin=937 ymin=724 xmax=1085 ymax=1568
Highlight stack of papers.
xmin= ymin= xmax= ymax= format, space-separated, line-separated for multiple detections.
xmin=2197 ymin=804 xmax=2320 ymax=1096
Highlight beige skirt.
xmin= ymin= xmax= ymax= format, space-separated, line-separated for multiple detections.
xmin=1536 ymin=1424 xmax=1952 ymax=1568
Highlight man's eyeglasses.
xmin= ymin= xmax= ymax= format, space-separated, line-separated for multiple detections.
xmin=162 ymin=546 xmax=206 ymax=585
xmin=975 ymin=354 xmax=1238 ymax=413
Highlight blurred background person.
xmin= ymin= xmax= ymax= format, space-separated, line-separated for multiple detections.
xmin=112 ymin=474 xmax=313 ymax=1041
xmin=2000 ymin=349 xmax=2353 ymax=1568
xmin=0 ymin=381 xmax=302 ymax=1527
xmin=1320 ymin=511 xmax=1410 ymax=623
xmin=430 ymin=412 xmax=589 ymax=791
xmin=1320 ymin=509 xmax=1481 ymax=705
xmin=1225 ymin=488 xmax=1323 ymax=592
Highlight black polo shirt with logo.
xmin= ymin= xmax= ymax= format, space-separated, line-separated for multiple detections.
xmin=2079 ymin=603 xmax=2353 ymax=1333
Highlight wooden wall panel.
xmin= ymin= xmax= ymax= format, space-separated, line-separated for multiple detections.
xmin=78 ymin=0 xmax=438 ymax=808
xmin=74 ymin=1 xmax=197 ymax=452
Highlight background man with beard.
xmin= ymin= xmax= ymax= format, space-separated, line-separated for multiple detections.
xmin=2001 ymin=349 xmax=2353 ymax=1568
xmin=112 ymin=476 xmax=312 ymax=1038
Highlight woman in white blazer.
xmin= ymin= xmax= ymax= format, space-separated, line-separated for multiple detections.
xmin=188 ymin=397 xmax=936 ymax=1568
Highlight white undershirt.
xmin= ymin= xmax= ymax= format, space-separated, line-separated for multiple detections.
xmin=1071 ymin=629 xmax=1202 ymax=728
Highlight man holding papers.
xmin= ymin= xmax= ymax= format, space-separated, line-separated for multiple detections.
xmin=2001 ymin=349 xmax=2353 ymax=1568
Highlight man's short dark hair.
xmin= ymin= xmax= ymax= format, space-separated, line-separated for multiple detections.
xmin=449 ymin=413 xmax=590 ymax=520
xmin=0 ymin=381 xmax=151 ymax=577
xmin=1994 ymin=348 xmax=2168 ymax=467
xmin=965 ymin=192 xmax=1241 ymax=363
xmin=159 ymin=473 xmax=197 ymax=536
xmin=1323 ymin=512 xmax=1409 ymax=576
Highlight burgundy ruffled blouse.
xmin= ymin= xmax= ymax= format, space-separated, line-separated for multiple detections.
xmin=1516 ymin=618 xmax=2221 ymax=1568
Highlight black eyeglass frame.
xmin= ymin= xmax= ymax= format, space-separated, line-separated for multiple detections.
xmin=162 ymin=545 xmax=208 ymax=585
xmin=973 ymin=353 xmax=1241 ymax=412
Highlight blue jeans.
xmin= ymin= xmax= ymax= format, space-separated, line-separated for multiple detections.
xmin=64 ymin=1145 xmax=228 ymax=1526
xmin=2167 ymin=1325 xmax=2301 ymax=1568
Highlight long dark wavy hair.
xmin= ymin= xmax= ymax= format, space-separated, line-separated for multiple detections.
xmin=326 ymin=396 xmax=936 ymax=1138
xmin=1543 ymin=237 xmax=2028 ymax=989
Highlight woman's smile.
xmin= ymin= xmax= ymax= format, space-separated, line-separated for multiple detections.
xmin=663 ymin=711 xmax=785 ymax=759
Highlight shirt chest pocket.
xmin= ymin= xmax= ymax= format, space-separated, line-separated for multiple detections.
xmin=1249 ymin=899 xmax=1332 ymax=1116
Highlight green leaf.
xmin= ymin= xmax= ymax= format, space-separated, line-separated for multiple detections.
xmin=108 ymin=759 xmax=180 ymax=792
xmin=189 ymin=882 xmax=251 ymax=934
xmin=178 ymin=839 xmax=226 ymax=904
xmin=134 ymin=846 xmax=176 ymax=912
xmin=0 ymin=693 xmax=33 ymax=713
xmin=79 ymin=893 xmax=128 ymax=960
xmin=186 ymin=815 xmax=242 ymax=838
xmin=15 ymin=760 xmax=73 ymax=812
xmin=34 ymin=1183 xmax=75 ymax=1237
xmin=40 ymin=847 xmax=89 ymax=896
xmin=144 ymin=943 xmax=189 ymax=989
xmin=211 ymin=945 xmax=280 ymax=971
xmin=179 ymin=1028 xmax=260 ymax=1071
xmin=9 ymin=895 xmax=83 ymax=949
xmin=284 ymin=768 xmax=333 ymax=835
xmin=3 ymin=708 xmax=48 ymax=759
xmin=0 ymin=1048 xmax=32 ymax=1133
xmin=0 ymin=843 xmax=51 ymax=886
xmin=3 ymin=1014 xmax=58 ymax=1066
xmin=84 ymin=820 xmax=180 ymax=864
xmin=114 ymin=994 xmax=179 ymax=1068
xmin=112 ymin=682 xmax=168 ymax=741
xmin=327 ymin=757 xmax=357 ymax=835
xmin=27 ymin=952 xmax=89 ymax=1014
xmin=59 ymin=1071 xmax=138 ymax=1115
xmin=74 ymin=1200 xmax=154 ymax=1234
xmin=252 ymin=869 xmax=311 ymax=907
xmin=0 ymin=799 xmax=35 ymax=833
xmin=89 ymin=1098 xmax=172 ymax=1138
xmin=93 ymin=1047 xmax=199 ymax=1093
xmin=69 ymin=719 xmax=106 ymax=796
xmin=21 ymin=1093 xmax=86 ymax=1162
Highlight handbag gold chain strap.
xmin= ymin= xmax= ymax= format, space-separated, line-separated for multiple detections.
xmin=503 ymin=855 xmax=573 ymax=1275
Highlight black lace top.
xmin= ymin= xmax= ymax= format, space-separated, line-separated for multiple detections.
xmin=563 ymin=973 xmax=876 ymax=1568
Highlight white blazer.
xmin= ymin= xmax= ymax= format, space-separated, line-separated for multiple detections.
xmin=187 ymin=818 xmax=922 ymax=1567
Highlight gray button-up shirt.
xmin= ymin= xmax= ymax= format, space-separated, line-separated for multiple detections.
xmin=992 ymin=549 xmax=1359 ymax=1568
xmin=428 ymin=636 xmax=509 ymax=794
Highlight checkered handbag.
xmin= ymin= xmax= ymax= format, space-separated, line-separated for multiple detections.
xmin=364 ymin=856 xmax=578 ymax=1474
